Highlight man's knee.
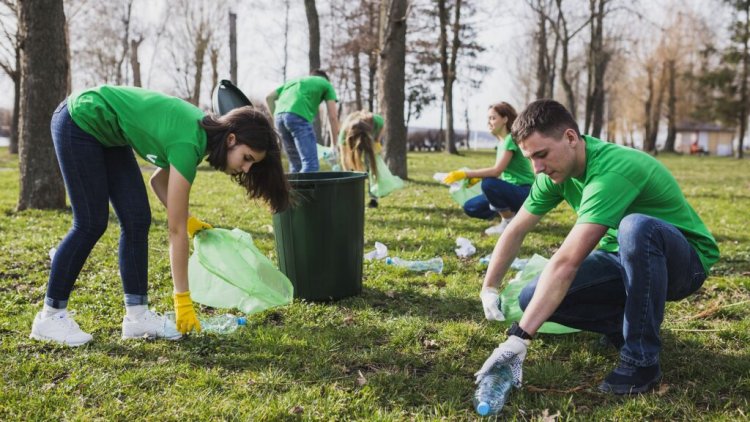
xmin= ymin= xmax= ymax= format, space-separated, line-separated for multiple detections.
xmin=618 ymin=213 xmax=659 ymax=253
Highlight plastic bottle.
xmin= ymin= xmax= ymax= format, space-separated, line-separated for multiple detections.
xmin=385 ymin=256 xmax=444 ymax=274
xmin=473 ymin=364 xmax=513 ymax=416
xmin=200 ymin=314 xmax=247 ymax=334
xmin=165 ymin=312 xmax=247 ymax=334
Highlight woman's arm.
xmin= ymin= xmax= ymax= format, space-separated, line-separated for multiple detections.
xmin=149 ymin=167 xmax=169 ymax=208
xmin=165 ymin=165 xmax=191 ymax=293
xmin=466 ymin=150 xmax=513 ymax=179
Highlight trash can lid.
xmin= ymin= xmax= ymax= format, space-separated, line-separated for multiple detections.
xmin=212 ymin=79 xmax=253 ymax=115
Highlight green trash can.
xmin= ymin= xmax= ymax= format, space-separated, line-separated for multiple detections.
xmin=273 ymin=171 xmax=368 ymax=301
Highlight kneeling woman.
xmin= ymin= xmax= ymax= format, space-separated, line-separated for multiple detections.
xmin=30 ymin=85 xmax=289 ymax=346
xmin=443 ymin=102 xmax=534 ymax=235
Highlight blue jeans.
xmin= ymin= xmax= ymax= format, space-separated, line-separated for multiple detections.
xmin=463 ymin=178 xmax=531 ymax=219
xmin=275 ymin=112 xmax=318 ymax=173
xmin=518 ymin=214 xmax=707 ymax=367
xmin=46 ymin=101 xmax=151 ymax=309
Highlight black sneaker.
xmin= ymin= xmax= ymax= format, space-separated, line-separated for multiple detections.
xmin=368 ymin=199 xmax=379 ymax=208
xmin=598 ymin=361 xmax=662 ymax=395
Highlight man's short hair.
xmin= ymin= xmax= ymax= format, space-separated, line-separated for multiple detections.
xmin=511 ymin=99 xmax=581 ymax=143
xmin=311 ymin=69 xmax=330 ymax=81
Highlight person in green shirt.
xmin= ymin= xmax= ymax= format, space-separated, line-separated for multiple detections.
xmin=266 ymin=69 xmax=340 ymax=173
xmin=30 ymin=85 xmax=290 ymax=347
xmin=474 ymin=99 xmax=719 ymax=395
xmin=442 ymin=102 xmax=535 ymax=235
xmin=338 ymin=110 xmax=384 ymax=208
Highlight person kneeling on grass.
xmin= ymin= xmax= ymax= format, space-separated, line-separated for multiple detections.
xmin=442 ymin=102 xmax=534 ymax=235
xmin=474 ymin=99 xmax=718 ymax=395
xmin=339 ymin=110 xmax=384 ymax=208
xmin=30 ymin=85 xmax=290 ymax=346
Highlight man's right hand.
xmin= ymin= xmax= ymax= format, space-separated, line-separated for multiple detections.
xmin=480 ymin=287 xmax=505 ymax=321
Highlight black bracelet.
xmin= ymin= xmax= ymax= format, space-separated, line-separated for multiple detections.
xmin=507 ymin=322 xmax=533 ymax=340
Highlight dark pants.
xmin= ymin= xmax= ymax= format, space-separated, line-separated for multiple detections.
xmin=519 ymin=214 xmax=707 ymax=367
xmin=45 ymin=101 xmax=151 ymax=309
xmin=463 ymin=178 xmax=530 ymax=220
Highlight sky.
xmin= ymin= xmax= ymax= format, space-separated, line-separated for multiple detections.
xmin=0 ymin=0 xmax=727 ymax=133
xmin=0 ymin=1 xmax=520 ymax=132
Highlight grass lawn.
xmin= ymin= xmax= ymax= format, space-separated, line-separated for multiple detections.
xmin=0 ymin=146 xmax=748 ymax=420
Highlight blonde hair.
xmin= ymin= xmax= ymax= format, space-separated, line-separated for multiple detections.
xmin=341 ymin=111 xmax=378 ymax=178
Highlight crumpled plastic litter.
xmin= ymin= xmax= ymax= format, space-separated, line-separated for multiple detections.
xmin=479 ymin=255 xmax=529 ymax=271
xmin=455 ymin=237 xmax=476 ymax=258
xmin=364 ymin=242 xmax=388 ymax=260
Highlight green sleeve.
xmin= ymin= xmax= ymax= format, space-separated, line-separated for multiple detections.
xmin=523 ymin=175 xmax=563 ymax=216
xmin=166 ymin=143 xmax=201 ymax=184
xmin=323 ymin=81 xmax=338 ymax=102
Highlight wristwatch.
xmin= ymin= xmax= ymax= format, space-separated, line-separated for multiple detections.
xmin=507 ymin=322 xmax=533 ymax=340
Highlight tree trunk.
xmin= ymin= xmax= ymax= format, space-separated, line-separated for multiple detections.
xmin=590 ymin=51 xmax=609 ymax=138
xmin=130 ymin=37 xmax=143 ymax=87
xmin=535 ymin=5 xmax=549 ymax=99
xmin=209 ymin=46 xmax=219 ymax=99
xmin=353 ymin=45 xmax=363 ymax=110
xmin=663 ymin=59 xmax=677 ymax=152
xmin=115 ymin=0 xmax=133 ymax=85
xmin=378 ymin=0 xmax=408 ymax=178
xmin=438 ymin=0 xmax=461 ymax=154
xmin=304 ymin=0 xmax=323 ymax=144
xmin=190 ymin=30 xmax=208 ymax=106
xmin=643 ymin=64 xmax=654 ymax=151
xmin=555 ymin=0 xmax=576 ymax=119
xmin=367 ymin=1 xmax=379 ymax=111
xmin=304 ymin=0 xmax=321 ymax=71
xmin=10 ymin=64 xmax=19 ymax=154
xmin=17 ymin=0 xmax=67 ymax=210
xmin=738 ymin=0 xmax=749 ymax=158
xmin=230 ymin=11 xmax=238 ymax=83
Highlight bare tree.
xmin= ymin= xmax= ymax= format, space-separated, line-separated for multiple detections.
xmin=583 ymin=0 xmax=614 ymax=138
xmin=0 ymin=0 xmax=19 ymax=154
xmin=304 ymin=0 xmax=321 ymax=71
xmin=378 ymin=0 xmax=409 ymax=178
xmin=437 ymin=0 xmax=462 ymax=154
xmin=164 ymin=0 xmax=226 ymax=105
xmin=17 ymin=0 xmax=68 ymax=210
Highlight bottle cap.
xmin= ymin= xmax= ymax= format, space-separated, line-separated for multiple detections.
xmin=476 ymin=402 xmax=490 ymax=416
xmin=385 ymin=257 xmax=393 ymax=265
xmin=237 ymin=317 xmax=247 ymax=326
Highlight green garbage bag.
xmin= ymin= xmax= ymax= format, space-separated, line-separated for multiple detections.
xmin=499 ymin=254 xmax=578 ymax=334
xmin=189 ymin=228 xmax=294 ymax=314
xmin=369 ymin=155 xmax=404 ymax=198
xmin=449 ymin=176 xmax=483 ymax=206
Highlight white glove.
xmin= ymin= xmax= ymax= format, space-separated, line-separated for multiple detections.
xmin=480 ymin=287 xmax=505 ymax=321
xmin=474 ymin=335 xmax=529 ymax=387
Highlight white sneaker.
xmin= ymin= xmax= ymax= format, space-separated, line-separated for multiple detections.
xmin=122 ymin=309 xmax=182 ymax=340
xmin=30 ymin=311 xmax=93 ymax=346
xmin=484 ymin=219 xmax=511 ymax=236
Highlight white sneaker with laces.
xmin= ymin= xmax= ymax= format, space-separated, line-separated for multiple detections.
xmin=30 ymin=311 xmax=93 ymax=346
xmin=122 ymin=309 xmax=182 ymax=340
xmin=484 ymin=218 xmax=512 ymax=236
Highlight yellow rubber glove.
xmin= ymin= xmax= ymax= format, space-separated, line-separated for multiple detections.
xmin=373 ymin=141 xmax=383 ymax=154
xmin=443 ymin=170 xmax=467 ymax=184
xmin=467 ymin=177 xmax=482 ymax=187
xmin=187 ymin=216 xmax=213 ymax=238
xmin=173 ymin=291 xmax=201 ymax=334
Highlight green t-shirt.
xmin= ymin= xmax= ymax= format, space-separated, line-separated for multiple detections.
xmin=496 ymin=134 xmax=535 ymax=186
xmin=337 ymin=113 xmax=384 ymax=143
xmin=274 ymin=76 xmax=338 ymax=122
xmin=523 ymin=135 xmax=719 ymax=273
xmin=67 ymin=85 xmax=207 ymax=184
